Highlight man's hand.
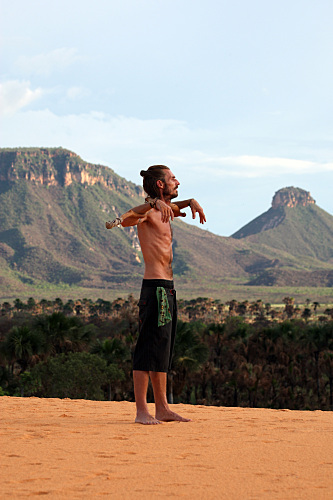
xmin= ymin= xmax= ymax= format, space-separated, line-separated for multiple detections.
xmin=190 ymin=199 xmax=206 ymax=224
xmin=156 ymin=199 xmax=174 ymax=222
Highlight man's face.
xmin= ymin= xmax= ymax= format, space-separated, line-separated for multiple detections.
xmin=163 ymin=170 xmax=180 ymax=199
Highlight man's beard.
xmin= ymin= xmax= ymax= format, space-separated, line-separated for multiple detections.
xmin=163 ymin=187 xmax=178 ymax=200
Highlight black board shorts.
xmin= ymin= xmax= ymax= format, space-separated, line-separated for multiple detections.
xmin=133 ymin=279 xmax=177 ymax=373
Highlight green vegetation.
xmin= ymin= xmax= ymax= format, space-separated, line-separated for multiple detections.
xmin=25 ymin=353 xmax=109 ymax=400
xmin=1 ymin=295 xmax=333 ymax=410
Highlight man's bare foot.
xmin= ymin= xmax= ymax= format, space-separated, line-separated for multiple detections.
xmin=135 ymin=412 xmax=161 ymax=425
xmin=155 ymin=409 xmax=192 ymax=422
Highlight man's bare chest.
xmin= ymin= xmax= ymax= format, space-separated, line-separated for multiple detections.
xmin=138 ymin=218 xmax=172 ymax=246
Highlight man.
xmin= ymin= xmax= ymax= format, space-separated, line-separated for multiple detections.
xmin=106 ymin=165 xmax=206 ymax=424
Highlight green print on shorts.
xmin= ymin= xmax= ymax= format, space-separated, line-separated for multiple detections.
xmin=156 ymin=287 xmax=172 ymax=327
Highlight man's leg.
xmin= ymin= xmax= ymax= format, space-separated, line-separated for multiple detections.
xmin=150 ymin=371 xmax=191 ymax=422
xmin=133 ymin=370 xmax=160 ymax=424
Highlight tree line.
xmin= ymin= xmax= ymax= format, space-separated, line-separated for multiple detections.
xmin=0 ymin=295 xmax=332 ymax=410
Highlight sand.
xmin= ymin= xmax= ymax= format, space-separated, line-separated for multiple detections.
xmin=1 ymin=397 xmax=332 ymax=499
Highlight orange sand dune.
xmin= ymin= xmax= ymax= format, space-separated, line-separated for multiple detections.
xmin=1 ymin=397 xmax=332 ymax=499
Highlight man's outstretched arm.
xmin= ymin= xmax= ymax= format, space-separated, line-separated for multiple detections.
xmin=106 ymin=198 xmax=175 ymax=229
xmin=173 ymin=198 xmax=206 ymax=224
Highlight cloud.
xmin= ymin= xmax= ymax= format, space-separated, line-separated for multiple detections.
xmin=0 ymin=109 xmax=189 ymax=166
xmin=192 ymin=155 xmax=333 ymax=177
xmin=1 ymin=108 xmax=333 ymax=180
xmin=15 ymin=48 xmax=81 ymax=77
xmin=167 ymin=151 xmax=333 ymax=178
xmin=66 ymin=86 xmax=91 ymax=101
xmin=0 ymin=80 xmax=43 ymax=116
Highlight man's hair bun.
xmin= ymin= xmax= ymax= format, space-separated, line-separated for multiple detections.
xmin=140 ymin=170 xmax=147 ymax=177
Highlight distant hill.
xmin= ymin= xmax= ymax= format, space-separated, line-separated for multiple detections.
xmin=232 ymin=187 xmax=333 ymax=286
xmin=0 ymin=148 xmax=332 ymax=297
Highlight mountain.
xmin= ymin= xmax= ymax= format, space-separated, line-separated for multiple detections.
xmin=0 ymin=148 xmax=332 ymax=298
xmin=0 ymin=147 xmax=257 ymax=295
xmin=232 ymin=187 xmax=333 ymax=286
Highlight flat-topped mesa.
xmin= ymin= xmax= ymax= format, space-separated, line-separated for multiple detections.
xmin=0 ymin=147 xmax=142 ymax=197
xmin=272 ymin=187 xmax=315 ymax=209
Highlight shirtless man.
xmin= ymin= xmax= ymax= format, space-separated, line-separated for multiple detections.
xmin=106 ymin=165 xmax=206 ymax=424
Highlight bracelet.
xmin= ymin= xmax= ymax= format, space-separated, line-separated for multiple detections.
xmin=145 ymin=196 xmax=159 ymax=208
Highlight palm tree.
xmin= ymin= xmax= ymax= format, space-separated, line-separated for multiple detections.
xmin=34 ymin=312 xmax=94 ymax=356
xmin=53 ymin=297 xmax=64 ymax=311
xmin=265 ymin=303 xmax=271 ymax=316
xmin=63 ymin=300 xmax=75 ymax=315
xmin=95 ymin=299 xmax=112 ymax=317
xmin=204 ymin=323 xmax=225 ymax=369
xmin=1 ymin=302 xmax=12 ymax=316
xmin=13 ymin=298 xmax=25 ymax=312
xmin=283 ymin=297 xmax=295 ymax=319
xmin=302 ymin=307 xmax=312 ymax=322
xmin=91 ymin=338 xmax=130 ymax=400
xmin=39 ymin=299 xmax=52 ymax=314
xmin=322 ymin=351 xmax=333 ymax=408
xmin=91 ymin=337 xmax=130 ymax=365
xmin=26 ymin=297 xmax=36 ymax=312
xmin=312 ymin=302 xmax=320 ymax=313
xmin=236 ymin=301 xmax=248 ymax=317
xmin=170 ymin=321 xmax=209 ymax=403
xmin=301 ymin=323 xmax=333 ymax=404
xmin=1 ymin=325 xmax=44 ymax=373
xmin=226 ymin=299 xmax=238 ymax=316
xmin=67 ymin=323 xmax=96 ymax=352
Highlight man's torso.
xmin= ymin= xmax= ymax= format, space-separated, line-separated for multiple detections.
xmin=137 ymin=209 xmax=173 ymax=280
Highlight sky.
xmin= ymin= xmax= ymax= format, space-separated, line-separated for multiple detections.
xmin=1 ymin=0 xmax=332 ymax=236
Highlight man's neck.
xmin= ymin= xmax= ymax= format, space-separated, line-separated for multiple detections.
xmin=160 ymin=193 xmax=172 ymax=205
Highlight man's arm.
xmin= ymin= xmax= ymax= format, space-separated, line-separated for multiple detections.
xmin=173 ymin=198 xmax=206 ymax=224
xmin=106 ymin=199 xmax=174 ymax=229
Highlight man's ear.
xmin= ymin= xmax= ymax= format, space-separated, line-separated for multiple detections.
xmin=156 ymin=179 xmax=164 ymax=189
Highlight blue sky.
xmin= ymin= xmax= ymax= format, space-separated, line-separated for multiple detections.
xmin=1 ymin=0 xmax=332 ymax=235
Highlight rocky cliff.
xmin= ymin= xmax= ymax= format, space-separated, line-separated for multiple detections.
xmin=272 ymin=187 xmax=315 ymax=209
xmin=0 ymin=148 xmax=142 ymax=198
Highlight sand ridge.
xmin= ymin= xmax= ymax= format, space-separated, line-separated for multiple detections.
xmin=1 ymin=396 xmax=333 ymax=499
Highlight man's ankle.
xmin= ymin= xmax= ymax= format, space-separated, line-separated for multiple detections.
xmin=136 ymin=405 xmax=150 ymax=415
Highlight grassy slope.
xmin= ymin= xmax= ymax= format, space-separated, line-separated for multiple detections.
xmin=0 ymin=180 xmax=145 ymax=282
xmin=230 ymin=205 xmax=333 ymax=288
xmin=245 ymin=205 xmax=333 ymax=263
xmin=233 ymin=205 xmax=333 ymax=265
